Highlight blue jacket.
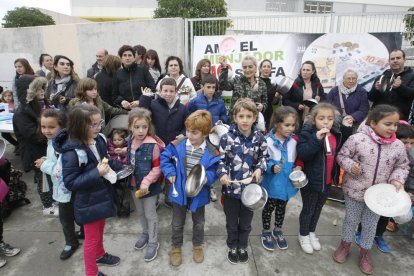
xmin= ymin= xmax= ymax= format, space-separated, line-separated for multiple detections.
xmin=188 ymin=92 xmax=227 ymax=125
xmin=139 ymin=95 xmax=188 ymax=145
xmin=54 ymin=129 xmax=123 ymax=224
xmin=127 ymin=138 xmax=163 ymax=198
xmin=327 ymin=84 xmax=369 ymax=124
xmin=217 ymin=124 xmax=268 ymax=199
xmin=262 ymin=132 xmax=298 ymax=200
xmin=160 ymin=138 xmax=220 ymax=212
xmin=296 ymin=123 xmax=342 ymax=194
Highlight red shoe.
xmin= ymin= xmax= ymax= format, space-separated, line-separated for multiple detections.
xmin=333 ymin=240 xmax=352 ymax=263
xmin=359 ymin=248 xmax=373 ymax=275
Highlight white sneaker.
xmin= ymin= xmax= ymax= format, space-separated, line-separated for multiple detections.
xmin=298 ymin=235 xmax=313 ymax=254
xmin=309 ymin=232 xmax=321 ymax=251
xmin=0 ymin=256 xmax=6 ymax=268
xmin=52 ymin=205 xmax=59 ymax=216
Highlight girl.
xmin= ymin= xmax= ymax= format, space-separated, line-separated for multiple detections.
xmin=128 ymin=108 xmax=164 ymax=262
xmin=333 ymin=105 xmax=409 ymax=275
xmin=296 ymin=102 xmax=347 ymax=254
xmin=59 ymin=105 xmax=123 ymax=276
xmin=107 ymin=128 xmax=128 ymax=165
xmin=13 ymin=77 xmax=55 ymax=216
xmin=37 ymin=109 xmax=80 ymax=260
xmin=69 ymin=78 xmax=127 ymax=124
xmin=143 ymin=49 xmax=162 ymax=84
xmin=1 ymin=90 xmax=18 ymax=150
xmin=261 ymin=106 xmax=302 ymax=251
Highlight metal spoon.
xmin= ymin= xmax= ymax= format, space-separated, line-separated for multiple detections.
xmin=171 ymin=181 xmax=178 ymax=197
xmin=229 ymin=176 xmax=253 ymax=185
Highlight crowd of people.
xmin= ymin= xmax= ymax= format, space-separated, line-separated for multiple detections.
xmin=0 ymin=45 xmax=413 ymax=276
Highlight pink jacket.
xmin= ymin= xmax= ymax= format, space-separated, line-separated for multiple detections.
xmin=337 ymin=124 xmax=409 ymax=202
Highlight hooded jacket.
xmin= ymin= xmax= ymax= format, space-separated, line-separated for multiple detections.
xmin=368 ymin=67 xmax=414 ymax=121
xmin=337 ymin=124 xmax=409 ymax=202
xmin=53 ymin=129 xmax=123 ymax=224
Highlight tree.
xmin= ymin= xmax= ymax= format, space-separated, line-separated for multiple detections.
xmin=2 ymin=7 xmax=55 ymax=28
xmin=153 ymin=0 xmax=230 ymax=36
xmin=403 ymin=7 xmax=414 ymax=46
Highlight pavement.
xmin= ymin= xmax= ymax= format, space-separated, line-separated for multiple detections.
xmin=1 ymin=144 xmax=414 ymax=276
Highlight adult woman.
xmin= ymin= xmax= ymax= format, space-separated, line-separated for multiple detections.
xmin=219 ymin=55 xmax=267 ymax=115
xmin=156 ymin=56 xmax=196 ymax=105
xmin=45 ymin=55 xmax=79 ymax=111
xmin=12 ymin=58 xmax=35 ymax=106
xmin=259 ymin=59 xmax=281 ymax=129
xmin=35 ymin=54 xmax=53 ymax=78
xmin=327 ymin=69 xmax=369 ymax=126
xmin=95 ymin=55 xmax=122 ymax=106
xmin=282 ymin=60 xmax=325 ymax=120
xmin=190 ymin=58 xmax=219 ymax=93
xmin=112 ymin=45 xmax=155 ymax=110
xmin=143 ymin=49 xmax=162 ymax=84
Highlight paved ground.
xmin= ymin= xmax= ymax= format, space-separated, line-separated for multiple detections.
xmin=1 ymin=144 xmax=413 ymax=276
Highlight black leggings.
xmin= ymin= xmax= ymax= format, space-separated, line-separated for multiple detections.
xmin=262 ymin=198 xmax=287 ymax=229
xmin=357 ymin=216 xmax=389 ymax=237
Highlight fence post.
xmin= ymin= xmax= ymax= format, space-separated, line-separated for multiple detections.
xmin=184 ymin=18 xmax=190 ymax=76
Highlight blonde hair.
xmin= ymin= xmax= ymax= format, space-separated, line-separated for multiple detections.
xmin=185 ymin=110 xmax=212 ymax=136
xmin=232 ymin=98 xmax=258 ymax=117
xmin=128 ymin=107 xmax=156 ymax=137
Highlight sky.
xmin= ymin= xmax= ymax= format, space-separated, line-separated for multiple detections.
xmin=0 ymin=0 xmax=71 ymax=23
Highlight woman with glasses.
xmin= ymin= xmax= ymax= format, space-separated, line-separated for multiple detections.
xmin=45 ymin=55 xmax=79 ymax=111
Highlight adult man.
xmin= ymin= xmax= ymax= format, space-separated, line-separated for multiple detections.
xmin=87 ymin=48 xmax=108 ymax=78
xmin=368 ymin=49 xmax=414 ymax=121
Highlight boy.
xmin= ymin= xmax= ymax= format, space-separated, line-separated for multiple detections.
xmin=217 ymin=98 xmax=268 ymax=264
xmin=161 ymin=110 xmax=220 ymax=267
xmin=140 ymin=78 xmax=188 ymax=207
xmin=188 ymin=74 xmax=227 ymax=125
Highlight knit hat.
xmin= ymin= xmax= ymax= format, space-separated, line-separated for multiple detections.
xmin=26 ymin=77 xmax=48 ymax=103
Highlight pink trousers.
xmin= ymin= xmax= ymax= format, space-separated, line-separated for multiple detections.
xmin=84 ymin=219 xmax=106 ymax=276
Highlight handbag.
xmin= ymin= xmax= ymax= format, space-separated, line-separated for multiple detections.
xmin=0 ymin=177 xmax=9 ymax=203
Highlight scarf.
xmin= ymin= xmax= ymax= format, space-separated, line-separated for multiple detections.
xmin=55 ymin=75 xmax=71 ymax=93
xmin=367 ymin=126 xmax=397 ymax=144
xmin=339 ymin=83 xmax=357 ymax=95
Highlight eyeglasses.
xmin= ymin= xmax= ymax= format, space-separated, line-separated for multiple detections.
xmin=88 ymin=119 xmax=104 ymax=129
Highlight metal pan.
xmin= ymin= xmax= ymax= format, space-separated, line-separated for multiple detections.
xmin=276 ymin=76 xmax=294 ymax=95
xmin=116 ymin=165 xmax=134 ymax=180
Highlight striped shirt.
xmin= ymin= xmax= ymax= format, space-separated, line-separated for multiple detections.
xmin=185 ymin=139 xmax=206 ymax=176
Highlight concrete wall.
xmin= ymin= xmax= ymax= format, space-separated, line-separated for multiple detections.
xmin=0 ymin=18 xmax=184 ymax=90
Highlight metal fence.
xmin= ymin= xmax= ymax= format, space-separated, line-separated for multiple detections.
xmin=184 ymin=12 xmax=414 ymax=71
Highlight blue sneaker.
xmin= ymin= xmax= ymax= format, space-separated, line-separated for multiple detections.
xmin=134 ymin=233 xmax=149 ymax=250
xmin=261 ymin=230 xmax=275 ymax=251
xmin=144 ymin=242 xmax=160 ymax=262
xmin=355 ymin=231 xmax=361 ymax=246
xmin=272 ymin=229 xmax=288 ymax=250
xmin=374 ymin=236 xmax=390 ymax=253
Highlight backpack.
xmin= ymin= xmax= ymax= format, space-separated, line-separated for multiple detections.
xmin=0 ymin=159 xmax=30 ymax=218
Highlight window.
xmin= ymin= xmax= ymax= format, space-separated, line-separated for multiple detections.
xmin=304 ymin=1 xmax=333 ymax=14
xmin=266 ymin=0 xmax=294 ymax=12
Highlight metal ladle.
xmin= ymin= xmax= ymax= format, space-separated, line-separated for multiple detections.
xmin=171 ymin=180 xmax=179 ymax=197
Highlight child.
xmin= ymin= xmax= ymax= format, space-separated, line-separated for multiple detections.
xmin=261 ymin=106 xmax=302 ymax=251
xmin=143 ymin=49 xmax=162 ymax=84
xmin=37 ymin=109 xmax=79 ymax=260
xmin=217 ymin=98 xmax=268 ymax=264
xmin=69 ymin=77 xmax=127 ymax=123
xmin=333 ymin=104 xmax=409 ymax=275
xmin=188 ymin=74 xmax=227 ymax=125
xmin=161 ymin=110 xmax=220 ymax=266
xmin=1 ymin=90 xmax=16 ymax=113
xmin=140 ymin=77 xmax=188 ymax=207
xmin=59 ymin=105 xmax=123 ymax=276
xmin=0 ymin=90 xmax=18 ymax=150
xmin=108 ymin=128 xmax=128 ymax=165
xmin=127 ymin=108 xmax=165 ymax=262
xmin=296 ymin=102 xmax=347 ymax=254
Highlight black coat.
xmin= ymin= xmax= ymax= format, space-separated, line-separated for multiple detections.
xmin=95 ymin=68 xmax=116 ymax=106
xmin=368 ymin=67 xmax=414 ymax=121
xmin=139 ymin=95 xmax=188 ymax=145
xmin=112 ymin=63 xmax=155 ymax=106
xmin=12 ymin=103 xmax=47 ymax=171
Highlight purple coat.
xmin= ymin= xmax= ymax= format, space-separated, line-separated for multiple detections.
xmin=327 ymin=84 xmax=369 ymax=124
xmin=336 ymin=124 xmax=409 ymax=202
